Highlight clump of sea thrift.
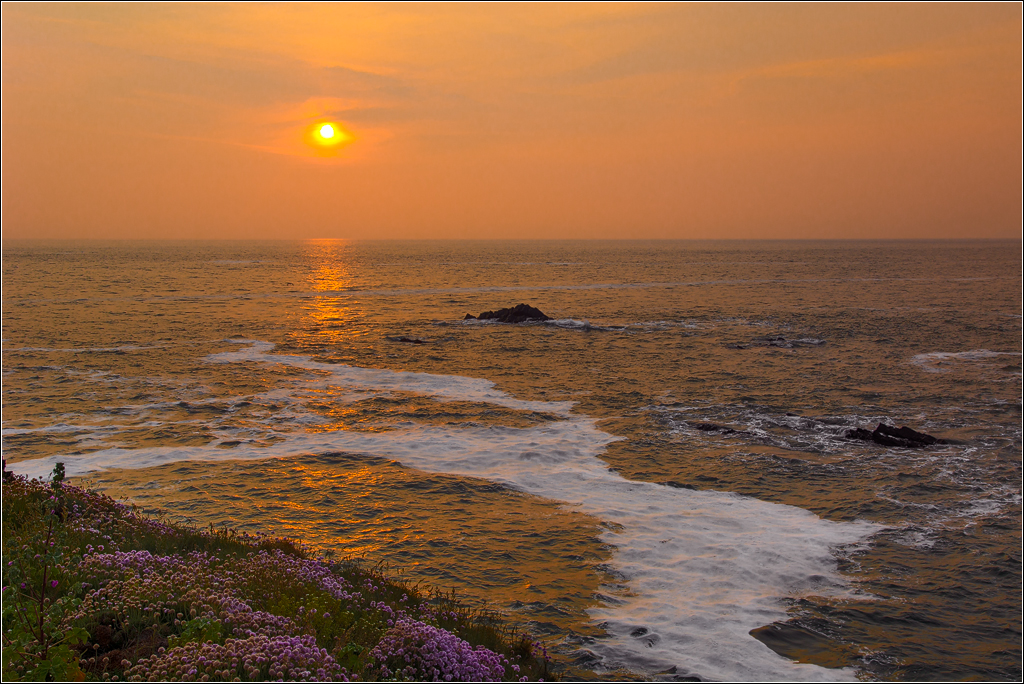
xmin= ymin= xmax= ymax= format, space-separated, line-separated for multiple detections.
xmin=126 ymin=634 xmax=346 ymax=682
xmin=367 ymin=618 xmax=524 ymax=682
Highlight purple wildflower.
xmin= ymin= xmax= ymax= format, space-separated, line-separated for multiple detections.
xmin=367 ymin=618 xmax=509 ymax=682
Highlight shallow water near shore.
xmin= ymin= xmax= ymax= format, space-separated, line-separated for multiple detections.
xmin=3 ymin=239 xmax=1021 ymax=681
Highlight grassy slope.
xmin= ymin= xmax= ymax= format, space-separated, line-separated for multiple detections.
xmin=1 ymin=463 xmax=553 ymax=682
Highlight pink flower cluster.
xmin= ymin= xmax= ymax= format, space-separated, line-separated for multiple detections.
xmin=367 ymin=618 xmax=523 ymax=682
xmin=227 ymin=550 xmax=363 ymax=604
xmin=125 ymin=634 xmax=347 ymax=682
xmin=75 ymin=550 xmax=310 ymax=639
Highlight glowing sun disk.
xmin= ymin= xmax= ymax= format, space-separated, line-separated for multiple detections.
xmin=307 ymin=121 xmax=352 ymax=152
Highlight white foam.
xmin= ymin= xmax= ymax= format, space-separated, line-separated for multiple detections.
xmin=2 ymin=423 xmax=118 ymax=436
xmin=544 ymin=318 xmax=624 ymax=332
xmin=8 ymin=341 xmax=880 ymax=681
xmin=3 ymin=344 xmax=161 ymax=353
xmin=207 ymin=339 xmax=574 ymax=416
xmin=630 ymin=320 xmax=704 ymax=330
xmin=911 ymin=349 xmax=1021 ymax=373
xmin=889 ymin=528 xmax=937 ymax=550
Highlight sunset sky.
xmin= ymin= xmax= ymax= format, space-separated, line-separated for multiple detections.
xmin=2 ymin=3 xmax=1021 ymax=240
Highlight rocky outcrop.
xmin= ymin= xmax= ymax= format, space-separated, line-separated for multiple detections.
xmin=846 ymin=423 xmax=948 ymax=448
xmin=464 ymin=303 xmax=551 ymax=323
xmin=691 ymin=422 xmax=748 ymax=435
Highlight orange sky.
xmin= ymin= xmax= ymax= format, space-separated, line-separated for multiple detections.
xmin=2 ymin=3 xmax=1021 ymax=240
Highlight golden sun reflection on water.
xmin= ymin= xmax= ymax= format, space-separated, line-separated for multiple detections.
xmin=286 ymin=239 xmax=370 ymax=354
xmin=305 ymin=239 xmax=353 ymax=293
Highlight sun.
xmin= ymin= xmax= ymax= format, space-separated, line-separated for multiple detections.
xmin=309 ymin=121 xmax=352 ymax=150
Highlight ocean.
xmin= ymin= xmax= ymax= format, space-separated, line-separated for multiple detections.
xmin=2 ymin=239 xmax=1021 ymax=681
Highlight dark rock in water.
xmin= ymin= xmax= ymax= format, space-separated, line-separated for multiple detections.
xmin=846 ymin=427 xmax=875 ymax=442
xmin=845 ymin=423 xmax=948 ymax=448
xmin=664 ymin=480 xmax=697 ymax=490
xmin=387 ymin=336 xmax=429 ymax=344
xmin=653 ymin=665 xmax=701 ymax=682
xmin=749 ymin=336 xmax=827 ymax=348
xmin=757 ymin=336 xmax=792 ymax=348
xmin=465 ymin=303 xmax=551 ymax=323
xmin=876 ymin=423 xmax=940 ymax=445
xmin=691 ymin=422 xmax=746 ymax=435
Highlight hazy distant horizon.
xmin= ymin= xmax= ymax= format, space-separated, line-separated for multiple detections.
xmin=3 ymin=236 xmax=1021 ymax=244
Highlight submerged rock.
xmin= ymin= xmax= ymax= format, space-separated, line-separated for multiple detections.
xmin=846 ymin=423 xmax=948 ymax=448
xmin=752 ymin=337 xmax=827 ymax=348
xmin=387 ymin=336 xmax=430 ymax=344
xmin=464 ymin=303 xmax=551 ymax=323
xmin=691 ymin=422 xmax=748 ymax=435
xmin=728 ymin=337 xmax=826 ymax=350
xmin=664 ymin=480 xmax=698 ymax=490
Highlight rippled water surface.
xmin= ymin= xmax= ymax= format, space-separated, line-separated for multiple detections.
xmin=3 ymin=240 xmax=1021 ymax=681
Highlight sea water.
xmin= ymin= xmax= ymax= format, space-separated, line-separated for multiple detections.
xmin=2 ymin=240 xmax=1021 ymax=681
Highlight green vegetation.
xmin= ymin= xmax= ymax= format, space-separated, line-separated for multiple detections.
xmin=1 ymin=462 xmax=553 ymax=682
